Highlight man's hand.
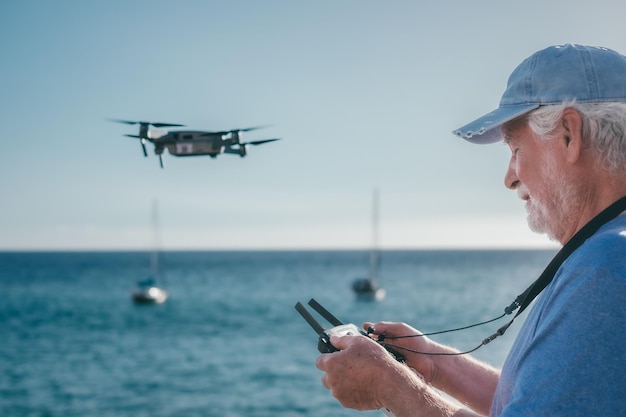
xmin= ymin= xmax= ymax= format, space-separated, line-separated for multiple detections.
xmin=315 ymin=333 xmax=403 ymax=411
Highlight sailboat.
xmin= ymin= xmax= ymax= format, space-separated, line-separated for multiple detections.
xmin=132 ymin=200 xmax=169 ymax=304
xmin=351 ymin=188 xmax=386 ymax=301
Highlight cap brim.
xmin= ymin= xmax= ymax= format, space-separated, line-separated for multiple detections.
xmin=453 ymin=104 xmax=539 ymax=144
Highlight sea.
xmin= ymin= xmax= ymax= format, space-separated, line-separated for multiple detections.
xmin=0 ymin=249 xmax=557 ymax=417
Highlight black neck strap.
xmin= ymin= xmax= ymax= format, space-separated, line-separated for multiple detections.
xmin=486 ymin=195 xmax=626 ymax=343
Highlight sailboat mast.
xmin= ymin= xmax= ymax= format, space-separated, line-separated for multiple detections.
xmin=369 ymin=188 xmax=379 ymax=280
xmin=150 ymin=199 xmax=161 ymax=278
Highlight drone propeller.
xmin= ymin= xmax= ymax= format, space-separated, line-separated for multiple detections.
xmin=201 ymin=125 xmax=272 ymax=136
xmin=229 ymin=125 xmax=271 ymax=133
xmin=242 ymin=138 xmax=281 ymax=146
xmin=110 ymin=119 xmax=185 ymax=128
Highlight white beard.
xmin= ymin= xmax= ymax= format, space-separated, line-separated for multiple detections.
xmin=523 ymin=158 xmax=581 ymax=243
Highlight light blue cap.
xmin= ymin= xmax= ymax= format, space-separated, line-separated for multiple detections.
xmin=453 ymin=44 xmax=626 ymax=144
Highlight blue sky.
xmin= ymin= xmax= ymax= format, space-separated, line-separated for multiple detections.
xmin=2 ymin=1 xmax=625 ymax=250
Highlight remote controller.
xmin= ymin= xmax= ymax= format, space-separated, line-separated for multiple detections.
xmin=295 ymin=298 xmax=403 ymax=417
xmin=319 ymin=323 xmax=366 ymax=352
xmin=295 ymin=298 xmax=405 ymax=362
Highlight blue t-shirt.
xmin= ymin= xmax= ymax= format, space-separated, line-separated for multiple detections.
xmin=491 ymin=215 xmax=626 ymax=417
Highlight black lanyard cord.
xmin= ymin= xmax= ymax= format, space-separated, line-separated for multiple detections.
xmin=378 ymin=195 xmax=626 ymax=355
xmin=486 ymin=195 xmax=626 ymax=346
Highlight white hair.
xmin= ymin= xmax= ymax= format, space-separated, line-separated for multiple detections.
xmin=527 ymin=101 xmax=626 ymax=174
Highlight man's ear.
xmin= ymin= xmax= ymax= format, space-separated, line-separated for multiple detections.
xmin=560 ymin=108 xmax=584 ymax=163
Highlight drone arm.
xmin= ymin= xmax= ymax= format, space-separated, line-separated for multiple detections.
xmin=229 ymin=131 xmax=241 ymax=146
xmin=223 ymin=145 xmax=247 ymax=157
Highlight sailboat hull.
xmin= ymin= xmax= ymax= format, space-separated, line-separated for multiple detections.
xmin=132 ymin=286 xmax=168 ymax=304
xmin=131 ymin=200 xmax=169 ymax=305
xmin=352 ymin=278 xmax=386 ymax=301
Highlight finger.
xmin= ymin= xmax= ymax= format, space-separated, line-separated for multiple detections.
xmin=369 ymin=321 xmax=407 ymax=337
xmin=362 ymin=321 xmax=388 ymax=337
xmin=315 ymin=354 xmax=328 ymax=371
xmin=320 ymin=373 xmax=330 ymax=389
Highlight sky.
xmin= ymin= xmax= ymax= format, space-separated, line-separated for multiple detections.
xmin=1 ymin=1 xmax=625 ymax=251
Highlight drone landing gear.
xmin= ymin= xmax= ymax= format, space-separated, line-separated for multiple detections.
xmin=155 ymin=146 xmax=165 ymax=169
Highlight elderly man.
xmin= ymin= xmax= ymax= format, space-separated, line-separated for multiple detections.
xmin=316 ymin=44 xmax=626 ymax=417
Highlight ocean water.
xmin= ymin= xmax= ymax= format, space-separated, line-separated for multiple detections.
xmin=0 ymin=250 xmax=556 ymax=417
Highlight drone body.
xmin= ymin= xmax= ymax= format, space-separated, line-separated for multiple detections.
xmin=112 ymin=120 xmax=280 ymax=168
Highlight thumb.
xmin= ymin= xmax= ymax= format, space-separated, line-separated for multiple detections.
xmin=329 ymin=334 xmax=353 ymax=350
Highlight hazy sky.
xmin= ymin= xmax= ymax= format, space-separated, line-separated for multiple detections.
xmin=2 ymin=1 xmax=625 ymax=250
